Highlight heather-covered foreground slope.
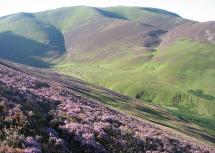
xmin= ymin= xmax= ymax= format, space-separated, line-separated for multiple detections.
xmin=0 ymin=59 xmax=214 ymax=153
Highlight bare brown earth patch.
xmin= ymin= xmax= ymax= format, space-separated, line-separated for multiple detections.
xmin=64 ymin=17 xmax=166 ymax=62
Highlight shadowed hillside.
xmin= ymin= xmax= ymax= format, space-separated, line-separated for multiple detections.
xmin=0 ymin=13 xmax=66 ymax=67
xmin=0 ymin=31 xmax=59 ymax=67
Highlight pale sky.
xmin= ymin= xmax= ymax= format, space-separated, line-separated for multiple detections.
xmin=0 ymin=0 xmax=215 ymax=22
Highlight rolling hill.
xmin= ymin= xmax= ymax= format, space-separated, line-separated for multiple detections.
xmin=0 ymin=6 xmax=215 ymax=145
xmin=0 ymin=6 xmax=188 ymax=67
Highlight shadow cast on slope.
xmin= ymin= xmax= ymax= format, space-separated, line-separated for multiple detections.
xmin=142 ymin=7 xmax=181 ymax=17
xmin=188 ymin=89 xmax=215 ymax=101
xmin=94 ymin=8 xmax=128 ymax=20
xmin=0 ymin=31 xmax=66 ymax=68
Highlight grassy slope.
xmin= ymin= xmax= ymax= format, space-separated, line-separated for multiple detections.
xmin=55 ymin=39 xmax=215 ymax=114
xmin=35 ymin=6 xmax=186 ymax=31
xmin=35 ymin=6 xmax=100 ymax=32
xmin=104 ymin=6 xmax=187 ymax=30
xmin=54 ymin=39 xmax=215 ymax=136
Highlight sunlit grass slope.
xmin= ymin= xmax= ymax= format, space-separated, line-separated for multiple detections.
xmin=35 ymin=6 xmax=186 ymax=31
xmin=35 ymin=6 xmax=100 ymax=32
xmin=55 ymin=39 xmax=215 ymax=136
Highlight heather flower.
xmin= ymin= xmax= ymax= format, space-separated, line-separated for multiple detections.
xmin=22 ymin=137 xmax=41 ymax=153
xmin=82 ymin=133 xmax=95 ymax=141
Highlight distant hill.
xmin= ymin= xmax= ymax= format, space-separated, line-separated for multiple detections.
xmin=0 ymin=6 xmax=187 ymax=67
xmin=0 ymin=6 xmax=215 ymax=139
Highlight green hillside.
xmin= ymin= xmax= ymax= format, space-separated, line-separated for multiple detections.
xmin=54 ymin=38 xmax=215 ymax=137
xmin=103 ymin=7 xmax=187 ymax=30
xmin=35 ymin=6 xmax=100 ymax=32
xmin=55 ymin=39 xmax=215 ymax=115
xmin=35 ymin=6 xmax=187 ymax=31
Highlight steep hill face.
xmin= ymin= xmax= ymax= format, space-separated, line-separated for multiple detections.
xmin=64 ymin=17 xmax=166 ymax=61
xmin=0 ymin=59 xmax=214 ymax=152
